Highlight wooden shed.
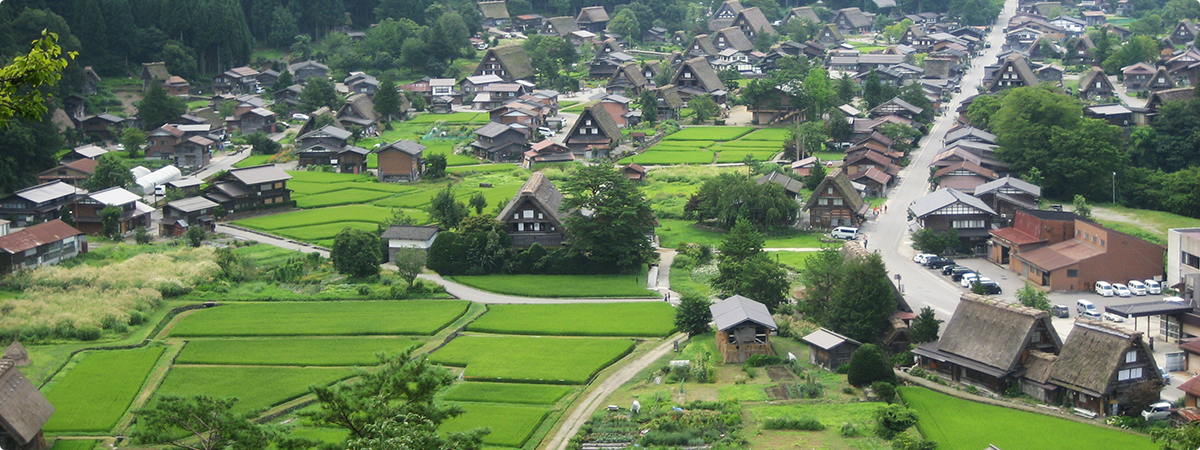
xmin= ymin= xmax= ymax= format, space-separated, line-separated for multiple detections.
xmin=710 ymin=295 xmax=777 ymax=363
xmin=802 ymin=328 xmax=861 ymax=370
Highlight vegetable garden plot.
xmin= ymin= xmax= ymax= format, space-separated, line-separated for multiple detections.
xmin=429 ymin=336 xmax=635 ymax=384
xmin=43 ymin=346 xmax=165 ymax=433
xmin=169 ymin=301 xmax=470 ymax=337
xmin=154 ymin=366 xmax=353 ymax=414
xmin=176 ymin=337 xmax=421 ymax=366
xmin=441 ymin=382 xmax=573 ymax=405
xmin=466 ymin=303 xmax=675 ymax=336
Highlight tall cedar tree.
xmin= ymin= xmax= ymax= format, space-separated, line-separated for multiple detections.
xmin=559 ymin=165 xmax=657 ymax=272
xmin=137 ymin=82 xmax=186 ymax=131
xmin=304 ymin=349 xmax=488 ymax=450
xmin=299 ymin=75 xmax=340 ymax=113
xmin=712 ymin=218 xmax=790 ymax=312
xmin=910 ymin=306 xmax=942 ymax=343
xmin=331 ymin=227 xmax=381 ymax=278
xmin=85 ymin=154 xmax=135 ymax=191
xmin=846 ymin=343 xmax=896 ymax=387
xmin=373 ymin=77 xmax=402 ymax=122
xmin=426 ymin=153 xmax=448 ymax=178
xmin=675 ymin=291 xmax=713 ymax=336
xmin=429 ymin=186 xmax=467 ymax=229
xmin=798 ymin=248 xmax=844 ymax=324
xmin=638 ymin=89 xmax=658 ymax=124
xmin=826 ymin=253 xmax=896 ymax=343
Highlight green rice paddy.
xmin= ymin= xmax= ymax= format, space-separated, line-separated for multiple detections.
xmin=429 ymin=336 xmax=634 ymax=384
xmin=176 ymin=337 xmax=422 ymax=366
xmin=466 ymin=303 xmax=676 ymax=336
xmin=43 ymin=346 xmax=166 ymax=433
xmin=441 ymin=382 xmax=573 ymax=405
xmin=154 ymin=366 xmax=353 ymax=414
xmin=169 ymin=301 xmax=470 ymax=337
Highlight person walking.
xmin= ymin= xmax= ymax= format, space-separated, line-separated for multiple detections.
xmin=863 ymin=236 xmax=868 ymax=248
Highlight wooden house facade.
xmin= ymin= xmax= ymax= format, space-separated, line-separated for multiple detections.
xmin=803 ymin=328 xmax=862 ymax=370
xmin=711 ymin=295 xmax=778 ymax=363
xmin=802 ymin=169 xmax=868 ymax=228
xmin=498 ymin=173 xmax=568 ymax=247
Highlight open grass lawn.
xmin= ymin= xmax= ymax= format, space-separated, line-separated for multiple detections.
xmin=740 ymin=128 xmax=791 ymax=141
xmin=1093 ymin=204 xmax=1200 ymax=244
xmin=656 ymin=219 xmax=836 ymax=249
xmin=234 ymin=155 xmax=273 ymax=168
xmin=234 ymin=205 xmax=394 ymax=230
xmin=169 ymin=301 xmax=470 ymax=337
xmin=767 ymin=251 xmax=818 ymax=270
xmin=900 ymin=387 xmax=1156 ymax=450
xmin=441 ymin=382 xmax=573 ymax=405
xmin=407 ymin=112 xmax=487 ymax=124
xmin=272 ymin=221 xmax=381 ymax=241
xmin=715 ymin=150 xmax=779 ymax=163
xmin=447 ymin=163 xmax=522 ymax=174
xmin=285 ymin=171 xmax=375 ymax=184
xmin=48 ymin=440 xmax=96 ymax=450
xmin=747 ymin=401 xmax=879 ymax=431
xmin=429 ymin=336 xmax=634 ymax=384
xmin=440 ymin=403 xmax=550 ymax=447
xmin=294 ymin=189 xmax=394 ymax=208
xmin=466 ymin=303 xmax=675 ymax=336
xmin=664 ymin=127 xmax=754 ymax=141
xmin=43 ymin=346 xmax=165 ymax=433
xmin=155 ymin=366 xmax=353 ymax=414
xmin=176 ymin=337 xmax=421 ymax=366
xmin=618 ymin=150 xmax=715 ymax=165
xmin=449 ymin=274 xmax=656 ymax=298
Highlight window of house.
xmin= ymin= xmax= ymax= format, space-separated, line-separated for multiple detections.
xmin=952 ymin=220 xmax=986 ymax=228
xmin=24 ymin=249 xmax=36 ymax=257
xmin=818 ymin=198 xmax=829 ymax=205
xmin=1118 ymin=367 xmax=1143 ymax=381
xmin=1100 ymin=239 xmax=1105 ymax=247
xmin=1067 ymin=269 xmax=1078 ymax=277
xmin=585 ymin=120 xmax=592 ymax=125
xmin=1125 ymin=350 xmax=1137 ymax=363
xmin=537 ymin=212 xmax=543 ymax=219
xmin=833 ymin=198 xmax=843 ymax=205
xmin=1183 ymin=251 xmax=1200 ymax=269
xmin=517 ymin=222 xmax=525 ymax=231
xmin=827 ymin=187 xmax=834 ymax=194
xmin=1092 ymin=236 xmax=1097 ymax=243
xmin=523 ymin=210 xmax=534 ymax=218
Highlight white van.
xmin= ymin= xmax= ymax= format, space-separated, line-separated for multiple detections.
xmin=1127 ymin=280 xmax=1148 ymax=296
xmin=1077 ymin=299 xmax=1098 ymax=315
xmin=1145 ymin=279 xmax=1162 ymax=294
xmin=1095 ymin=281 xmax=1114 ymax=297
xmin=831 ymin=227 xmax=859 ymax=240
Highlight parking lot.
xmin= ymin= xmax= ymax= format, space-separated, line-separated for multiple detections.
xmin=910 ymin=254 xmax=1189 ymax=399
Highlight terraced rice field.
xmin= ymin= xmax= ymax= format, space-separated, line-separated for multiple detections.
xmin=43 ymin=346 xmax=166 ymax=433
xmin=440 ymin=403 xmax=551 ymax=448
xmin=620 ymin=126 xmax=789 ymax=165
xmin=154 ymin=366 xmax=353 ymax=414
xmin=176 ymin=337 xmax=422 ymax=366
xmin=441 ymin=382 xmax=573 ymax=405
xmin=466 ymin=303 xmax=676 ymax=336
xmin=169 ymin=301 xmax=469 ymax=337
xmin=429 ymin=336 xmax=634 ymax=384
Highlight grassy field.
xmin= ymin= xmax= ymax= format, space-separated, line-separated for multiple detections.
xmin=447 ymin=163 xmax=521 ymax=174
xmin=741 ymin=128 xmax=791 ymax=141
xmin=767 ymin=251 xmax=818 ymax=270
xmin=656 ymin=218 xmax=837 ymax=249
xmin=429 ymin=336 xmax=635 ymax=384
xmin=466 ymin=303 xmax=675 ymax=336
xmin=900 ymin=387 xmax=1156 ymax=450
xmin=618 ymin=150 xmax=715 ymax=165
xmin=169 ymin=301 xmax=469 ymax=337
xmin=1093 ymin=204 xmax=1200 ymax=245
xmin=441 ymin=382 xmax=573 ymax=405
xmin=407 ymin=112 xmax=488 ymax=124
xmin=176 ymin=337 xmax=421 ymax=366
xmin=47 ymin=440 xmax=96 ymax=450
xmin=234 ymin=155 xmax=273 ymax=168
xmin=664 ymin=127 xmax=754 ymax=141
xmin=715 ymin=150 xmax=778 ymax=163
xmin=271 ymin=221 xmax=387 ymax=241
xmin=234 ymin=205 xmax=395 ymax=230
xmin=43 ymin=346 xmax=166 ymax=433
xmin=440 ymin=403 xmax=550 ymax=447
xmin=286 ymin=171 xmax=375 ymax=183
xmin=294 ymin=189 xmax=394 ymax=208
xmin=155 ymin=366 xmax=353 ymax=414
xmin=448 ymin=274 xmax=656 ymax=298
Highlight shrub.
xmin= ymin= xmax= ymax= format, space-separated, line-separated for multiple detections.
xmin=74 ymin=325 xmax=102 ymax=341
xmin=742 ymin=365 xmax=757 ymax=378
xmin=762 ymin=417 xmax=825 ymax=431
xmin=908 ymin=367 xmax=926 ymax=378
xmin=874 ymin=404 xmax=919 ymax=440
xmin=128 ymin=310 xmax=147 ymax=326
xmin=840 ymin=422 xmax=862 ymax=437
xmin=891 ymin=432 xmax=938 ymax=450
xmin=872 ymin=381 xmax=897 ymax=403
xmin=134 ymin=227 xmax=151 ymax=244
xmin=847 ymin=344 xmax=896 ymax=387
xmin=745 ymin=354 xmax=783 ymax=367
xmin=965 ymin=385 xmax=980 ymax=396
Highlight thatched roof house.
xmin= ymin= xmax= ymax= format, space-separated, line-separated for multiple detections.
xmin=1048 ymin=319 xmax=1161 ymax=416
xmin=914 ymin=294 xmax=1062 ymax=393
xmin=498 ymin=173 xmax=568 ymax=247
xmin=0 ymin=360 xmax=53 ymax=450
xmin=3 ymin=341 xmax=28 ymax=367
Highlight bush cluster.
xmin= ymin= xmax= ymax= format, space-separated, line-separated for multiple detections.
xmin=762 ymin=417 xmax=825 ymax=431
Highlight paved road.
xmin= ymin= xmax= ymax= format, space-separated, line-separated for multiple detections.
xmin=192 ymin=148 xmax=250 ymax=179
xmin=859 ymin=0 xmax=1019 ymax=321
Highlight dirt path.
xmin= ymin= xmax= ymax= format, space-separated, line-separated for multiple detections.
xmin=1090 ymin=205 xmax=1155 ymax=232
xmin=543 ymin=333 xmax=687 ymax=450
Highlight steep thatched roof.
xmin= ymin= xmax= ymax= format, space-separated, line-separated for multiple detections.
xmin=655 ymin=84 xmax=684 ymax=109
xmin=565 ymin=102 xmax=621 ymax=145
xmin=675 ymin=57 xmax=725 ymax=93
xmin=930 ymin=294 xmax=1060 ymax=375
xmin=608 ymin=63 xmax=650 ymax=92
xmin=785 ymin=6 xmax=821 ymax=24
xmin=2 ymin=340 xmax=28 ymax=367
xmin=477 ymin=1 xmax=510 ymax=19
xmin=734 ymin=7 xmax=775 ymax=35
xmin=1050 ymin=320 xmax=1152 ymax=396
xmin=497 ymin=172 xmax=567 ymax=228
xmin=1078 ymin=66 xmax=1114 ymax=95
xmin=1023 ymin=350 xmax=1057 ymax=384
xmin=715 ymin=27 xmax=755 ymax=52
xmin=0 ymin=360 xmax=54 ymax=445
xmin=483 ymin=45 xmax=535 ymax=81
xmin=802 ymin=168 xmax=868 ymax=216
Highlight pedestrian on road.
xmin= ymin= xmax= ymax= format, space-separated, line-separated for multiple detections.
xmin=863 ymin=236 xmax=868 ymax=248
xmin=884 ymin=205 xmax=887 ymax=213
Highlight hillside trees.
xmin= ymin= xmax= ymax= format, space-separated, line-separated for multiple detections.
xmin=688 ymin=173 xmax=799 ymax=231
xmin=711 ymin=218 xmax=790 ymax=312
xmin=801 ymin=250 xmax=897 ymax=343
xmin=560 ymin=164 xmax=657 ymax=272
xmin=138 ymin=83 xmax=187 ymax=131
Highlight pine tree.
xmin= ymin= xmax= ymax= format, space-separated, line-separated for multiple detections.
xmin=674 ymin=292 xmax=713 ymax=336
xmin=137 ymin=83 xmax=186 ymax=131
xmin=373 ymin=77 xmax=401 ymax=122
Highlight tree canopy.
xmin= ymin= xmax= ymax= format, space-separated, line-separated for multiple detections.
xmin=687 ymin=173 xmax=799 ymax=231
xmin=560 ymin=165 xmax=657 ymax=272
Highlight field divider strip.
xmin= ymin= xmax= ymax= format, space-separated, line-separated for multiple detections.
xmin=112 ymin=343 xmax=182 ymax=435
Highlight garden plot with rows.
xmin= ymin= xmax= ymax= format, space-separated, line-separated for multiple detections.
xmin=619 ymin=126 xmax=787 ymax=166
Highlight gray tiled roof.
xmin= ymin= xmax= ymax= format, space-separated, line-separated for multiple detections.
xmin=710 ymin=295 xmax=778 ymax=331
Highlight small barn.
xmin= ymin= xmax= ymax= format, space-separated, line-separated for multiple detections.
xmin=802 ymin=328 xmax=862 ymax=370
xmin=0 ymin=360 xmax=54 ymax=450
xmin=710 ymin=295 xmax=777 ymax=363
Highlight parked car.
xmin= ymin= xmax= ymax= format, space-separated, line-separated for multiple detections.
xmin=1146 ymin=279 xmax=1162 ymax=294
xmin=977 ymin=279 xmax=1002 ymax=295
xmin=831 ymin=226 xmax=859 ymax=240
xmin=1052 ymin=304 xmax=1070 ymax=318
xmin=961 ymin=273 xmax=980 ymax=288
xmin=1161 ymin=367 xmax=1172 ymax=385
xmin=1112 ymin=283 xmax=1132 ymax=297
xmin=1077 ymin=299 xmax=1098 ymax=315
xmin=950 ymin=267 xmax=975 ymax=282
xmin=926 ymin=257 xmax=956 ymax=269
xmin=292 ymin=113 xmax=311 ymax=122
xmin=538 ymin=127 xmax=555 ymax=137
xmin=1127 ymin=280 xmax=1148 ymax=296
xmin=1080 ymin=310 xmax=1103 ymax=320
xmin=1104 ymin=312 xmax=1125 ymax=323
xmin=943 ymin=264 xmax=967 ymax=276
xmin=1095 ymin=281 xmax=1114 ymax=297
xmin=914 ymin=253 xmax=937 ymax=264
xmin=1143 ymin=402 xmax=1173 ymax=421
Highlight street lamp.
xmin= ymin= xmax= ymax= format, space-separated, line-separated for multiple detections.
xmin=1112 ymin=172 xmax=1116 ymax=204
